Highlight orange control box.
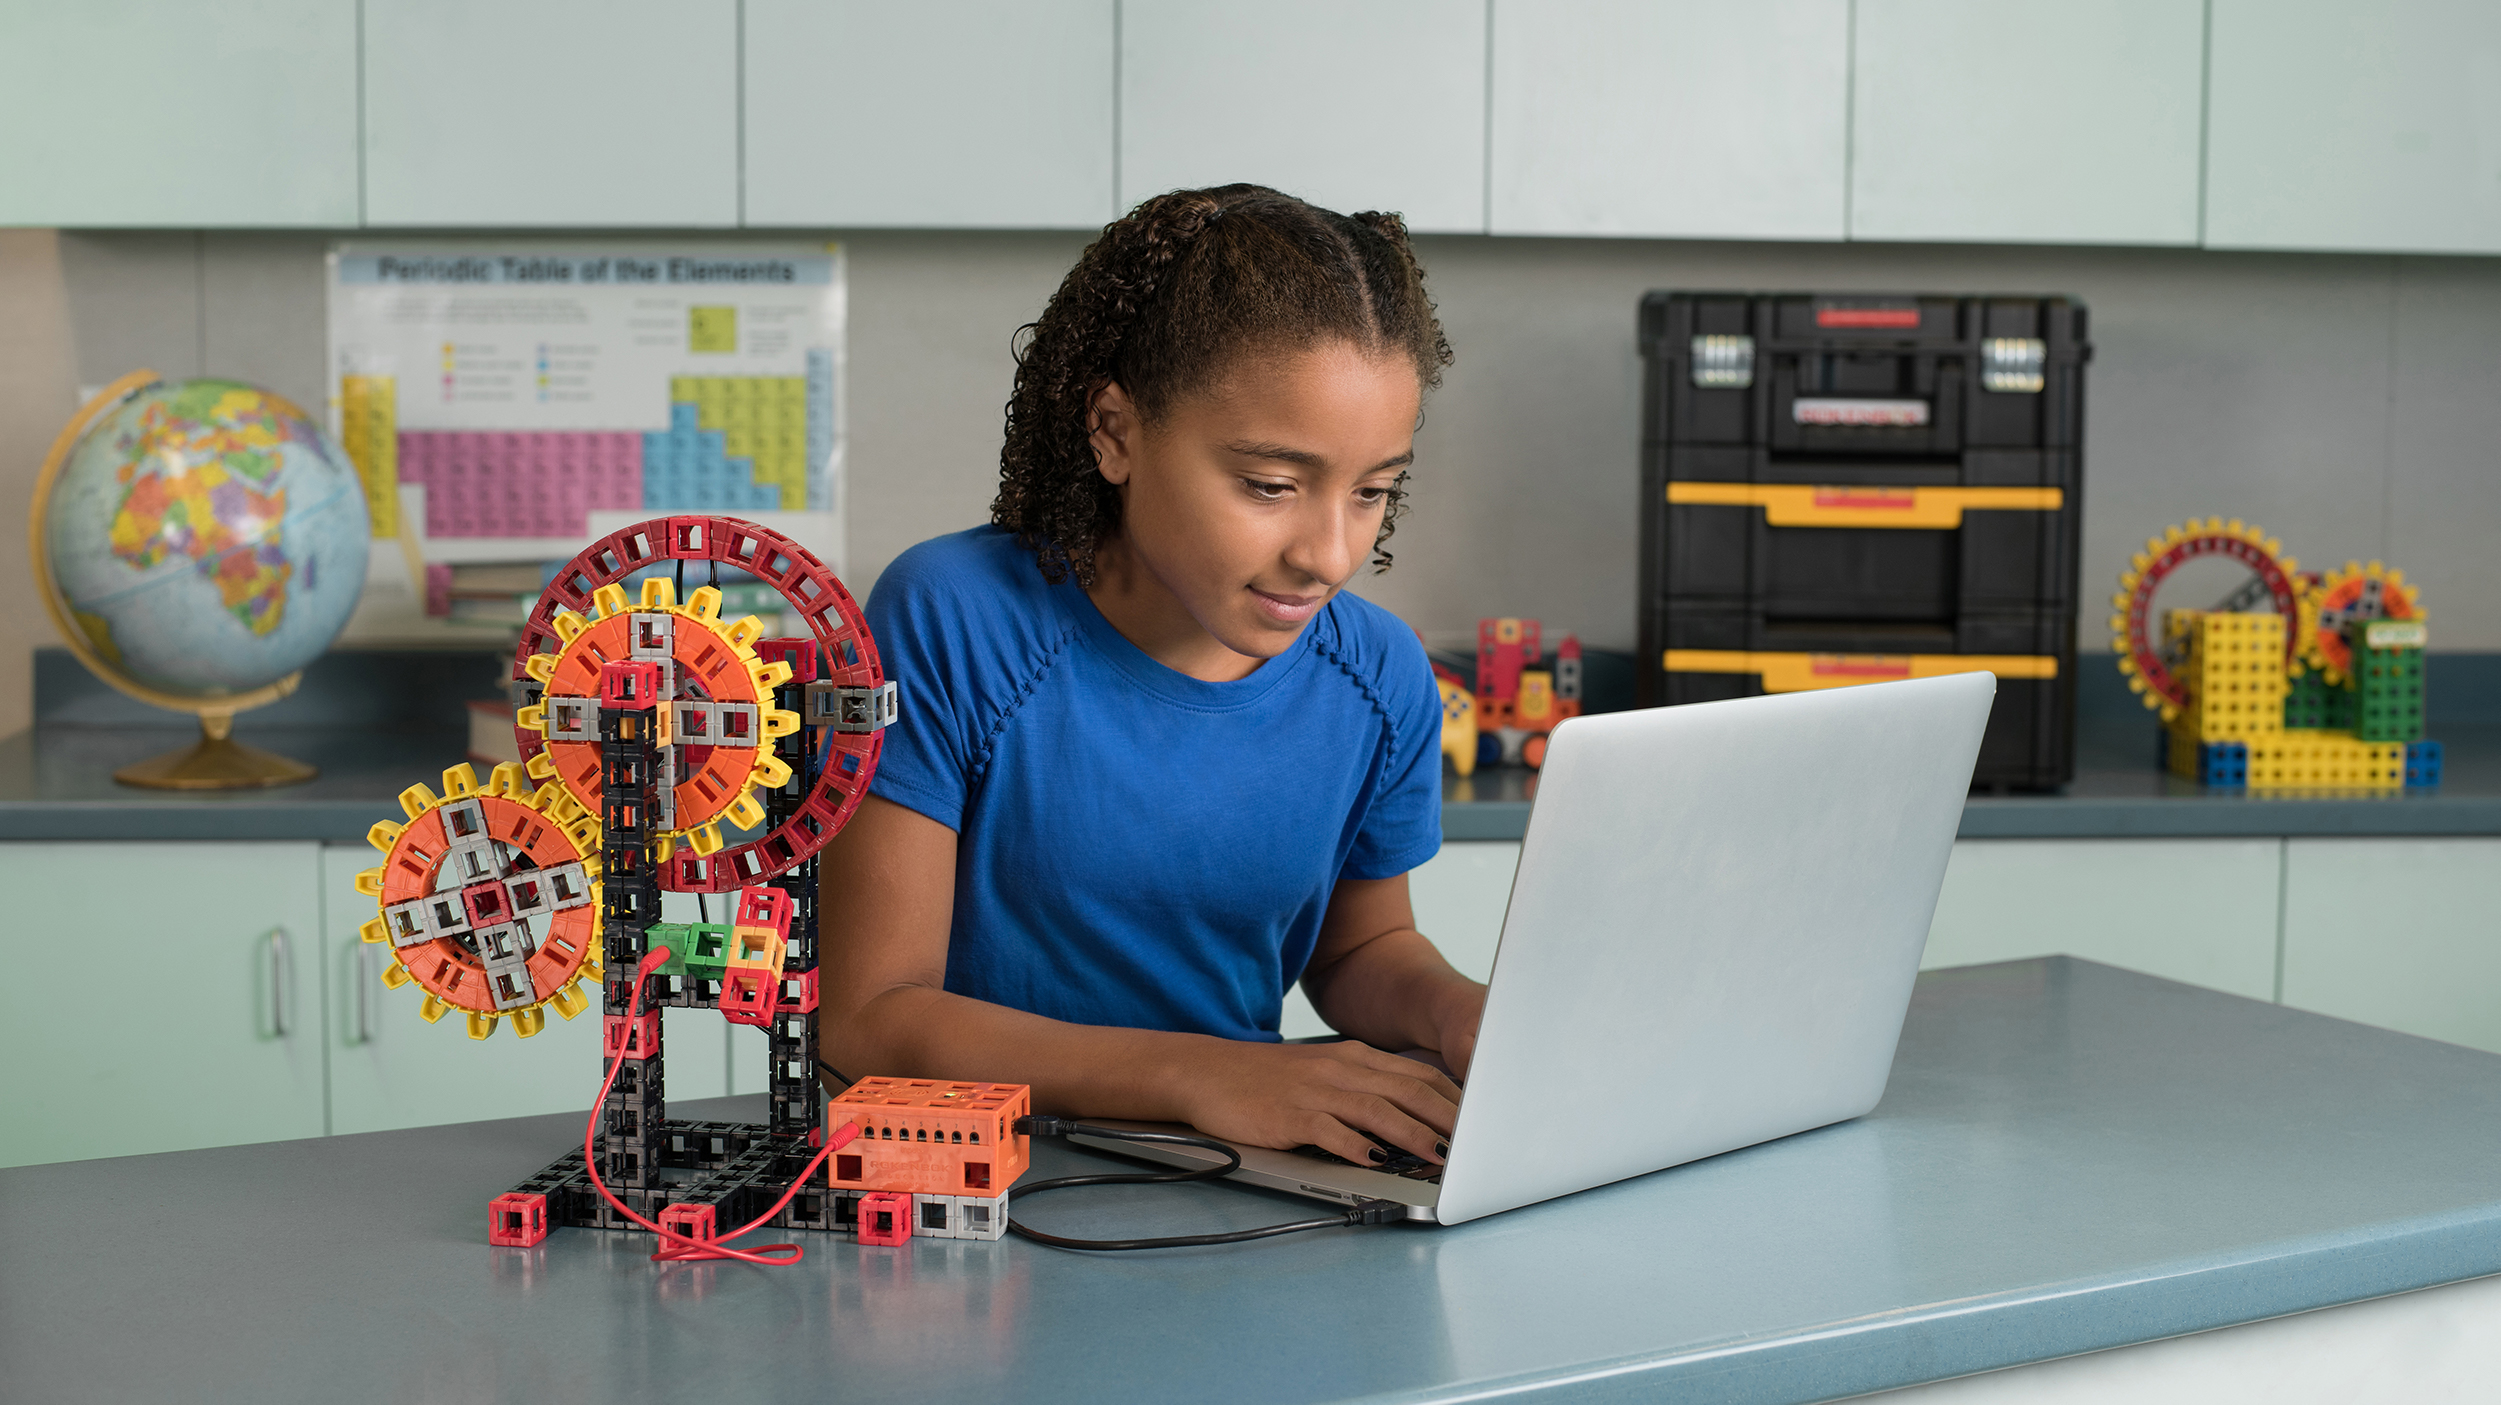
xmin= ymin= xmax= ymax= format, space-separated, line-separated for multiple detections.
xmin=827 ymin=1078 xmax=1032 ymax=1197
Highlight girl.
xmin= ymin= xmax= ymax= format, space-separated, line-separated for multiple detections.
xmin=819 ymin=184 xmax=1482 ymax=1170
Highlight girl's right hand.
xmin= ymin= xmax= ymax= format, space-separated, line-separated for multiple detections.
xmin=1167 ymin=1038 xmax=1461 ymax=1168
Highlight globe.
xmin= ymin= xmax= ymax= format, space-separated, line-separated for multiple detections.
xmin=31 ymin=372 xmax=371 ymax=788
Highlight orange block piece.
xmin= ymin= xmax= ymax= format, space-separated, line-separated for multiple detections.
xmin=827 ymin=1078 xmax=1032 ymax=1198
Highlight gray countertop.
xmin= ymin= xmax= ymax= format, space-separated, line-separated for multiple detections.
xmin=9 ymin=648 xmax=2497 ymax=843
xmin=6 ymin=958 xmax=2499 ymax=1404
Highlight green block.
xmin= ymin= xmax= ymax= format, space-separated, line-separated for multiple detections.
xmin=644 ymin=923 xmax=692 ymax=976
xmin=2285 ymin=671 xmax=2336 ymax=730
xmin=680 ymin=923 xmax=733 ymax=980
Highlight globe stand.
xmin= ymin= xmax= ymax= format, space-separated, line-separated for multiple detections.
xmin=113 ymin=711 xmax=318 ymax=791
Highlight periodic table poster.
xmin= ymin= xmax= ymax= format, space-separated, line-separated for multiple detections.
xmin=324 ymin=243 xmax=844 ymax=557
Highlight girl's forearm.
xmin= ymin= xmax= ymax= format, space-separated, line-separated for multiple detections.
xmin=1302 ymin=928 xmax=1481 ymax=1052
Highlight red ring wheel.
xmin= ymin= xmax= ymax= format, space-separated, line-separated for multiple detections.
xmin=2108 ymin=518 xmax=2302 ymax=719
xmin=511 ymin=516 xmax=884 ymax=893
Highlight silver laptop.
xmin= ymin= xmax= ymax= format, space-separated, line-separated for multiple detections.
xmin=1071 ymin=671 xmax=1993 ymax=1225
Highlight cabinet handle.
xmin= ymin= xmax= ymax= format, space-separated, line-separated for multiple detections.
xmin=356 ymin=942 xmax=378 ymax=1045
xmin=266 ymin=927 xmax=292 ymax=1038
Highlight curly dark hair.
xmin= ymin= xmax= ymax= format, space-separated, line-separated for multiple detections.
xmin=992 ymin=183 xmax=1454 ymax=586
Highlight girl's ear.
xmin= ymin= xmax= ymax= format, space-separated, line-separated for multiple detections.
xmin=1087 ymin=380 xmax=1140 ymax=486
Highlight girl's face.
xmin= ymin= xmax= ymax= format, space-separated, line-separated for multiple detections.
xmin=1088 ymin=341 xmax=1421 ymax=676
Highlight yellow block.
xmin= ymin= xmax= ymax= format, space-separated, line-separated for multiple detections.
xmin=1666 ymin=481 xmax=2063 ymax=529
xmin=2167 ymin=611 xmax=2288 ymax=742
xmin=1664 ymin=650 xmax=2058 ymax=692
xmin=339 ymin=374 xmax=398 ymax=538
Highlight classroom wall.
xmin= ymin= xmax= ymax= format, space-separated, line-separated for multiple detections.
xmin=15 ymin=227 xmax=2499 ymax=723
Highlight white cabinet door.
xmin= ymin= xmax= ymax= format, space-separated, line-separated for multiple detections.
xmin=744 ymin=0 xmax=1115 ymax=229
xmin=362 ymin=0 xmax=739 ymax=227
xmin=1920 ymin=839 xmax=2284 ymax=1002
xmin=1282 ymin=840 xmax=1521 ymax=1040
xmin=0 ymin=1 xmax=357 ymax=226
xmin=0 ymin=843 xmax=325 ymax=1167
xmin=1849 ymin=0 xmax=2204 ymax=245
xmin=2206 ymin=0 xmax=2501 ymax=254
xmin=1489 ymin=0 xmax=1848 ymax=240
xmin=2281 ymin=838 xmax=2501 ymax=1055
xmin=1120 ymin=0 xmax=1487 ymax=233
xmin=326 ymin=848 xmax=737 ymax=1134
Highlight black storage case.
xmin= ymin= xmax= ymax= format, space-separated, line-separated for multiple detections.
xmin=1638 ymin=291 xmax=2090 ymax=791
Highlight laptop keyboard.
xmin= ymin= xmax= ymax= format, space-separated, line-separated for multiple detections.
xmin=1289 ymin=1138 xmax=1445 ymax=1184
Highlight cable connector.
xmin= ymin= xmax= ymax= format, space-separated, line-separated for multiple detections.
xmin=1345 ymin=1198 xmax=1407 ymax=1226
xmin=1015 ymin=1114 xmax=1078 ymax=1138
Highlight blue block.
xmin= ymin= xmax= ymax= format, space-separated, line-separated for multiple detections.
xmin=672 ymin=403 xmax=701 ymax=432
xmin=2196 ymin=740 xmax=2248 ymax=789
xmin=2405 ymin=739 xmax=2444 ymax=789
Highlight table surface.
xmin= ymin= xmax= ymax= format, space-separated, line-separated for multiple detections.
xmin=7 ymin=957 xmax=2499 ymax=1405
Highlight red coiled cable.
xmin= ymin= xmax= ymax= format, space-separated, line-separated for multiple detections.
xmin=583 ymin=947 xmax=857 ymax=1266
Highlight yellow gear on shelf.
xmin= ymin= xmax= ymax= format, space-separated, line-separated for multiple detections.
xmin=353 ymin=761 xmax=605 ymax=1041
xmin=2300 ymin=560 xmax=2425 ymax=686
xmin=2106 ymin=517 xmax=2305 ymax=722
xmin=514 ymin=576 xmax=798 ymax=858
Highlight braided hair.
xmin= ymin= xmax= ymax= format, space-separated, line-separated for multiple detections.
xmin=993 ymin=184 xmax=1453 ymax=586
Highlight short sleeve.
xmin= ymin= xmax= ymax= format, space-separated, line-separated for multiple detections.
xmin=862 ymin=544 xmax=979 ymax=832
xmin=1338 ymin=623 xmax=1444 ymax=882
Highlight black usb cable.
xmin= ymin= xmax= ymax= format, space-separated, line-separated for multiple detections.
xmin=1006 ymin=1115 xmax=1407 ymax=1251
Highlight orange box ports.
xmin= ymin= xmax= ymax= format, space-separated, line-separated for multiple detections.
xmin=964 ymin=1162 xmax=990 ymax=1190
xmin=835 ymin=1154 xmax=862 ymax=1182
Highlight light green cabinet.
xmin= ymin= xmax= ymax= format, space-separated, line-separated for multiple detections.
xmin=2280 ymin=838 xmax=2501 ymax=1054
xmin=1919 ymin=838 xmax=2283 ymax=1001
xmin=0 ymin=843 xmax=326 ymax=1168
xmin=2206 ymin=0 xmax=2501 ymax=254
xmin=1121 ymin=0 xmax=1488 ymax=234
xmin=1848 ymin=0 xmax=2205 ymax=245
xmin=743 ymin=0 xmax=1115 ymax=230
xmin=1488 ymin=0 xmax=1849 ymax=240
xmin=0 ymin=0 xmax=359 ymax=226
xmin=361 ymin=0 xmax=739 ymax=227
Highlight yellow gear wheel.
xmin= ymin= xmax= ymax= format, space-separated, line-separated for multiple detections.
xmin=354 ymin=762 xmax=605 ymax=1040
xmin=514 ymin=576 xmax=798 ymax=862
xmin=2107 ymin=517 xmax=2302 ymax=721
xmin=2300 ymin=560 xmax=2424 ymax=686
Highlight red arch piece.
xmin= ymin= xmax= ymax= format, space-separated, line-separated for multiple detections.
xmin=511 ymin=516 xmax=886 ymax=892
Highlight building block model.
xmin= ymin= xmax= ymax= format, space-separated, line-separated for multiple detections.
xmin=1638 ymin=292 xmax=2088 ymax=791
xmin=2110 ymin=518 xmax=2437 ymax=794
xmin=1465 ymin=619 xmax=1582 ymax=770
xmin=359 ymin=515 xmax=1030 ymax=1256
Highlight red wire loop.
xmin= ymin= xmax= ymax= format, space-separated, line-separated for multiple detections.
xmin=583 ymin=948 xmax=857 ymax=1266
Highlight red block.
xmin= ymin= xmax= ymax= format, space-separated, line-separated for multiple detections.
xmin=735 ymin=886 xmax=793 ymax=935
xmin=857 ymin=1191 xmax=912 ymax=1246
xmin=599 ymin=660 xmax=662 ymax=710
xmin=489 ymin=1192 xmax=548 ymax=1247
xmin=783 ymin=967 xmax=819 ymax=1015
xmin=460 ymin=880 xmax=511 ymax=929
xmin=657 ymin=1202 xmax=717 ymax=1245
xmin=720 ymin=966 xmax=781 ymax=1027
xmin=755 ymin=638 xmax=819 ymax=683
xmin=604 ymin=1009 xmax=660 ymax=1060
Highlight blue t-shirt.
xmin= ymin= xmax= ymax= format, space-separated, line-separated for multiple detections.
xmin=864 ymin=525 xmax=1443 ymax=1042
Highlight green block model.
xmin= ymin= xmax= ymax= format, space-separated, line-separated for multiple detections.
xmin=2346 ymin=619 xmax=2427 ymax=743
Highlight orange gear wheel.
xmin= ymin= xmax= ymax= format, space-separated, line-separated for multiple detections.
xmin=355 ymin=763 xmax=604 ymax=1040
xmin=2301 ymin=561 xmax=2424 ymax=686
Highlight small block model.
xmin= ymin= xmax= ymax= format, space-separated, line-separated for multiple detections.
xmin=488 ymin=1192 xmax=550 ymax=1247
xmin=855 ymin=1192 xmax=913 ymax=1247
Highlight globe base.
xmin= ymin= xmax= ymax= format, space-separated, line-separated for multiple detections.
xmin=114 ymin=715 xmax=318 ymax=791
